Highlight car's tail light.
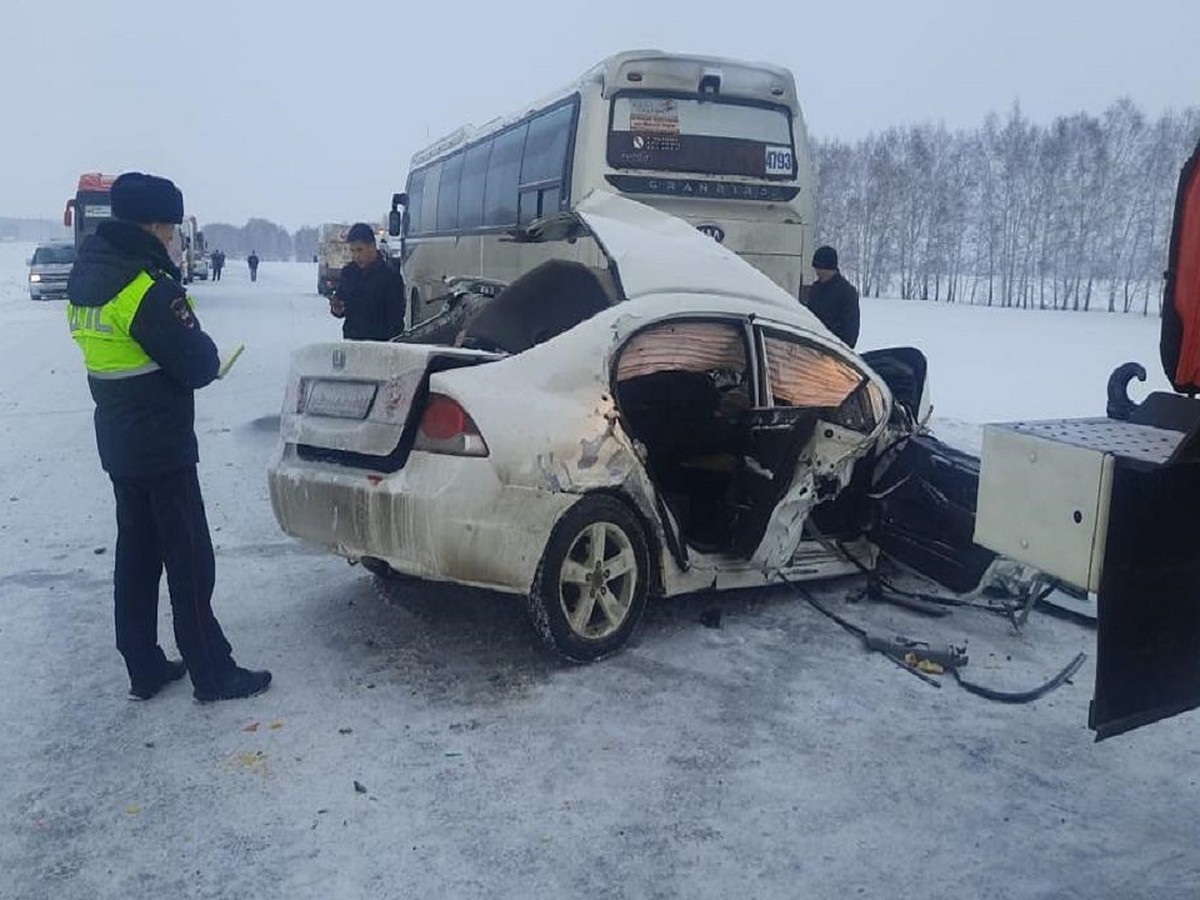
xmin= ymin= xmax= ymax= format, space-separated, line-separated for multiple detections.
xmin=414 ymin=393 xmax=489 ymax=457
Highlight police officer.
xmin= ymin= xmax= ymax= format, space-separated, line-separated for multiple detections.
xmin=804 ymin=245 xmax=861 ymax=348
xmin=66 ymin=172 xmax=271 ymax=703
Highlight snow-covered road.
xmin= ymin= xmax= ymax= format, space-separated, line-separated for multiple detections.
xmin=0 ymin=243 xmax=1195 ymax=899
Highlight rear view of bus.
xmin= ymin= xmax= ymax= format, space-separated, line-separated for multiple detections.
xmin=63 ymin=173 xmax=116 ymax=250
xmin=585 ymin=52 xmax=815 ymax=298
xmin=394 ymin=51 xmax=815 ymax=319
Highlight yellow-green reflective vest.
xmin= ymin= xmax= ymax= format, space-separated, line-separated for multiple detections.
xmin=67 ymin=271 xmax=162 ymax=379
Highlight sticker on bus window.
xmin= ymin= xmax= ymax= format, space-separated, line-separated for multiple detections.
xmin=630 ymin=98 xmax=680 ymax=135
xmin=764 ymin=146 xmax=794 ymax=176
xmin=84 ymin=204 xmax=112 ymax=218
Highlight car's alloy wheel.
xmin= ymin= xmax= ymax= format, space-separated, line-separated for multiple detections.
xmin=528 ymin=495 xmax=650 ymax=661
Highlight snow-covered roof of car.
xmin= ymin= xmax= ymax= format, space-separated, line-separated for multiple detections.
xmin=572 ymin=191 xmax=804 ymax=311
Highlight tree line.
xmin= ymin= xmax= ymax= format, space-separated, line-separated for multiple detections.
xmin=197 ymin=98 xmax=1200 ymax=314
xmin=814 ymin=100 xmax=1200 ymax=314
xmin=198 ymin=219 xmax=318 ymax=262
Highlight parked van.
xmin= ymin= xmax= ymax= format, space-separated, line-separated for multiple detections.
xmin=28 ymin=242 xmax=75 ymax=301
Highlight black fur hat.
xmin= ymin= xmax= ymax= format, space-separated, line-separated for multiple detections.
xmin=111 ymin=172 xmax=184 ymax=225
xmin=812 ymin=245 xmax=839 ymax=270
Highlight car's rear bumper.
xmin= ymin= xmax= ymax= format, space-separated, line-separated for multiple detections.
xmin=268 ymin=446 xmax=576 ymax=594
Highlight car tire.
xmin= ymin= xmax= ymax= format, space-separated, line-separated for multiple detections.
xmin=527 ymin=494 xmax=650 ymax=662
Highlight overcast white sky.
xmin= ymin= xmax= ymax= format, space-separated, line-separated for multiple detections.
xmin=3 ymin=0 xmax=1198 ymax=230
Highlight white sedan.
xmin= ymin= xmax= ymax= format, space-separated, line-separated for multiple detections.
xmin=268 ymin=192 xmax=910 ymax=660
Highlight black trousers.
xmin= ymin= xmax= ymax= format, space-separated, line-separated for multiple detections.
xmin=111 ymin=467 xmax=233 ymax=688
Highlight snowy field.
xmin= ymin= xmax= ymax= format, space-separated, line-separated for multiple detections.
xmin=0 ymin=240 xmax=1196 ymax=899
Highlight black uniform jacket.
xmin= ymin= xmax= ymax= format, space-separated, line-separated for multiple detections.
xmin=67 ymin=220 xmax=220 ymax=477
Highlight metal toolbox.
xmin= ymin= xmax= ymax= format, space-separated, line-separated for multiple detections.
xmin=974 ymin=418 xmax=1181 ymax=591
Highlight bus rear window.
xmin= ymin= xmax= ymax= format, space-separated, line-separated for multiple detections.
xmin=608 ymin=95 xmax=795 ymax=180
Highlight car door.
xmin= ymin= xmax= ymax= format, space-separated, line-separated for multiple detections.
xmin=730 ymin=324 xmax=890 ymax=569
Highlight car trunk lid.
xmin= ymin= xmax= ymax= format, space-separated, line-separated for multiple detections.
xmin=280 ymin=341 xmax=501 ymax=470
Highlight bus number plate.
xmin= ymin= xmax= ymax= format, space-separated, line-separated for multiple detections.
xmin=765 ymin=146 xmax=794 ymax=176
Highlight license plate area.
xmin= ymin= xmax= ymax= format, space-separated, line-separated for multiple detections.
xmin=302 ymin=379 xmax=378 ymax=420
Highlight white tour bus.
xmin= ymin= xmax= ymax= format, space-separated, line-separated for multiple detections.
xmin=388 ymin=50 xmax=816 ymax=325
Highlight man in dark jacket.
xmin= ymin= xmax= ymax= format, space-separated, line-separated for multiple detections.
xmin=66 ymin=172 xmax=271 ymax=703
xmin=329 ymin=223 xmax=406 ymax=340
xmin=804 ymin=245 xmax=861 ymax=348
xmin=247 ymin=251 xmax=259 ymax=282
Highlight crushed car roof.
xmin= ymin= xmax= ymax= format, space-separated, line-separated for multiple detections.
xmin=532 ymin=191 xmax=812 ymax=314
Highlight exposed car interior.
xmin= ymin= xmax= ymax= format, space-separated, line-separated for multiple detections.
xmin=459 ymin=259 xmax=617 ymax=353
xmin=615 ymin=320 xmax=751 ymax=553
xmin=614 ymin=319 xmax=883 ymax=558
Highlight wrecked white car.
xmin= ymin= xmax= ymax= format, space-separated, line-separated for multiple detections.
xmin=269 ymin=192 xmax=930 ymax=660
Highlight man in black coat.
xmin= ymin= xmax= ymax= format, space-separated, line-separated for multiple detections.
xmin=804 ymin=245 xmax=861 ymax=348
xmin=66 ymin=172 xmax=271 ymax=703
xmin=329 ymin=222 xmax=406 ymax=340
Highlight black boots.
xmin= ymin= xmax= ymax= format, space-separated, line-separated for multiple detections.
xmin=192 ymin=666 xmax=273 ymax=703
xmin=128 ymin=658 xmax=188 ymax=701
xmin=127 ymin=657 xmax=272 ymax=703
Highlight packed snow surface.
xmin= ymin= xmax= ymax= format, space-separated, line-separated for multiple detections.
xmin=0 ymin=241 xmax=1194 ymax=899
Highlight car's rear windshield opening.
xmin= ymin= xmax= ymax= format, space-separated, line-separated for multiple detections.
xmin=461 ymin=259 xmax=615 ymax=354
xmin=33 ymin=246 xmax=75 ymax=265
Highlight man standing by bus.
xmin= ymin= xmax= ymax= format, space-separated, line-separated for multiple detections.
xmin=804 ymin=245 xmax=860 ymax=348
xmin=329 ymin=222 xmax=406 ymax=340
xmin=66 ymin=171 xmax=272 ymax=703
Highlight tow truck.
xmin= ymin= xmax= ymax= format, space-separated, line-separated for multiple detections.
xmin=972 ymin=136 xmax=1200 ymax=740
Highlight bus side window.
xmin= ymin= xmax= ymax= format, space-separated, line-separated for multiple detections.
xmin=518 ymin=102 xmax=574 ymax=225
xmin=407 ymin=169 xmax=427 ymax=235
xmin=437 ymin=152 xmax=464 ymax=232
xmin=458 ymin=140 xmax=492 ymax=230
xmin=483 ymin=124 xmax=528 ymax=228
xmin=421 ymin=161 xmax=442 ymax=235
